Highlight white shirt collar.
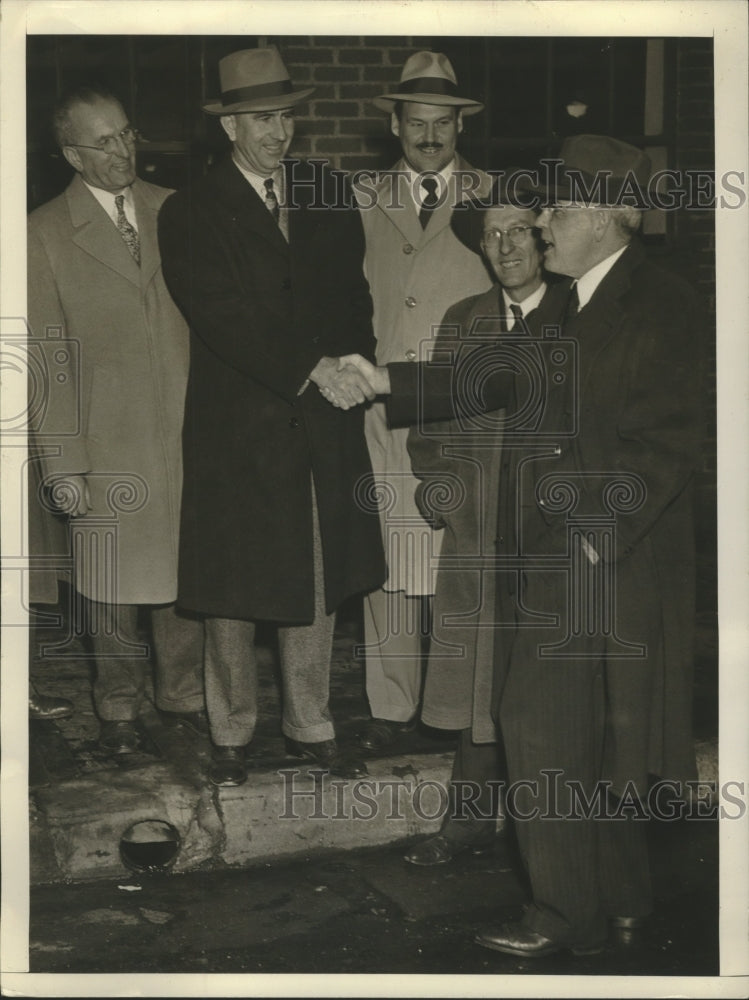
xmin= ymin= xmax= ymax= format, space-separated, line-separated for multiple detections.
xmin=233 ymin=157 xmax=284 ymax=203
xmin=575 ymin=245 xmax=628 ymax=309
xmin=83 ymin=181 xmax=137 ymax=230
xmin=501 ymin=281 xmax=546 ymax=317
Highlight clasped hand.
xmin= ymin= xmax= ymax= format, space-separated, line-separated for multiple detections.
xmin=310 ymin=355 xmax=390 ymax=410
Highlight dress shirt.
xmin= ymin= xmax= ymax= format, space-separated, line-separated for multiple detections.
xmin=500 ymin=281 xmax=547 ymax=320
xmin=84 ymin=182 xmax=138 ymax=232
xmin=575 ymin=245 xmax=627 ymax=310
xmin=232 ymin=157 xmax=285 ymax=210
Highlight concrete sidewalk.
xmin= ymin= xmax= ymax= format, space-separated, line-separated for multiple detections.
xmin=28 ymin=596 xmax=719 ymax=886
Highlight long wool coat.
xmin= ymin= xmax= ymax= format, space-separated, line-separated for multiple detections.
xmin=27 ymin=175 xmax=191 ymax=605
xmin=354 ymin=156 xmax=494 ymax=595
xmin=158 ymin=158 xmax=386 ymax=622
xmin=388 ymin=240 xmax=704 ymax=792
xmin=406 ymin=279 xmax=571 ymax=742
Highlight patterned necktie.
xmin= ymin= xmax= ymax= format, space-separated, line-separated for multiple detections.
xmin=264 ymin=177 xmax=280 ymax=223
xmin=418 ymin=176 xmax=439 ymax=228
xmin=500 ymin=299 xmax=524 ymax=332
xmin=114 ymin=194 xmax=140 ymax=266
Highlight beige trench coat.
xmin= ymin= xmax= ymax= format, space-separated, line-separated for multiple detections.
xmin=27 ymin=175 xmax=190 ymax=605
xmin=354 ymin=157 xmax=493 ymax=595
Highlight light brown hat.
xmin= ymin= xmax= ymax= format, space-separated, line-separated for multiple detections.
xmin=373 ymin=51 xmax=484 ymax=115
xmin=203 ymin=46 xmax=315 ymax=115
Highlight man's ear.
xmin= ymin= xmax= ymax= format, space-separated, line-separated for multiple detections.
xmin=62 ymin=146 xmax=82 ymax=173
xmin=457 ymin=110 xmax=464 ymax=135
xmin=390 ymin=111 xmax=400 ymax=139
xmin=220 ymin=115 xmax=237 ymax=142
xmin=592 ymin=208 xmax=612 ymax=242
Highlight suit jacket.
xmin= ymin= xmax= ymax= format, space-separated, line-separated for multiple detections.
xmin=158 ymin=157 xmax=386 ymax=621
xmin=353 ymin=156 xmax=494 ymax=595
xmin=406 ymin=279 xmax=570 ymax=741
xmin=27 ymin=174 xmax=190 ymax=604
xmin=388 ymin=240 xmax=704 ymax=789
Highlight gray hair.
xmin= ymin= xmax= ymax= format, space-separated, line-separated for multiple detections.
xmin=52 ymin=84 xmax=121 ymax=148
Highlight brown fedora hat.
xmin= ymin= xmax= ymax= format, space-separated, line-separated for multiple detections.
xmin=203 ymin=46 xmax=315 ymax=115
xmin=451 ymin=169 xmax=539 ymax=254
xmin=536 ymin=134 xmax=652 ymax=207
xmin=373 ymin=51 xmax=483 ymax=116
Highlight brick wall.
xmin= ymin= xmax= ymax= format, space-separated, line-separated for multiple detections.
xmin=278 ymin=36 xmax=431 ymax=172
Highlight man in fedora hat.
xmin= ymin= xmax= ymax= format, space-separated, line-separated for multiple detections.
xmin=333 ymin=135 xmax=705 ymax=956
xmin=353 ymin=51 xmax=495 ymax=754
xmin=158 ymin=46 xmax=386 ymax=786
xmin=401 ymin=175 xmax=570 ymax=866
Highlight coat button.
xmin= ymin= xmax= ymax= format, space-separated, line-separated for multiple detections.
xmin=405 ymin=296 xmax=417 ymax=308
xmin=281 ymin=278 xmax=291 ymax=290
xmin=405 ymin=349 xmax=417 ymax=361
xmin=289 ymin=417 xmax=299 ymax=429
xmin=311 ymin=336 xmax=320 ymax=344
xmin=403 ymin=243 xmax=414 ymax=254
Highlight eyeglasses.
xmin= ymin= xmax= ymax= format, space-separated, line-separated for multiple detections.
xmin=66 ymin=126 xmax=141 ymax=155
xmin=481 ymin=225 xmax=537 ymax=248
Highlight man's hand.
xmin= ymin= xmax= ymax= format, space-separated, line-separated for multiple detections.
xmin=336 ymin=355 xmax=391 ymax=398
xmin=309 ymin=356 xmax=377 ymax=410
xmin=48 ymin=474 xmax=91 ymax=517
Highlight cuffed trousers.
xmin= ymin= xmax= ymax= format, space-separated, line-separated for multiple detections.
xmin=203 ymin=495 xmax=336 ymax=747
xmin=362 ymin=587 xmax=429 ymax=722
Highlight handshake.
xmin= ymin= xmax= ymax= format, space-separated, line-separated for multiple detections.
xmin=309 ymin=355 xmax=391 ymax=410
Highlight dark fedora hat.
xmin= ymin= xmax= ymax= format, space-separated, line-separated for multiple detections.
xmin=450 ymin=169 xmax=539 ymax=254
xmin=373 ymin=51 xmax=483 ymax=116
xmin=536 ymin=134 xmax=652 ymax=207
xmin=203 ymin=46 xmax=315 ymax=115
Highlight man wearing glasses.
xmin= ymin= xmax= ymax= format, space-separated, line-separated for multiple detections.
xmin=402 ymin=178 xmax=570 ymax=865
xmin=27 ymin=84 xmax=206 ymax=755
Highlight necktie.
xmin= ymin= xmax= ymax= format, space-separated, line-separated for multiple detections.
xmin=565 ymin=283 xmax=580 ymax=323
xmin=509 ymin=303 xmax=524 ymax=332
xmin=418 ymin=176 xmax=439 ymax=228
xmin=264 ymin=177 xmax=280 ymax=223
xmin=115 ymin=194 xmax=140 ymax=266
xmin=500 ymin=299 xmax=524 ymax=333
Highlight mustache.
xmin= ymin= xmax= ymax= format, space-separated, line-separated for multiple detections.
xmin=416 ymin=141 xmax=444 ymax=150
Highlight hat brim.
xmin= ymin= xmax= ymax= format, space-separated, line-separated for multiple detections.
xmin=530 ymin=177 xmax=650 ymax=209
xmin=203 ymin=87 xmax=316 ymax=116
xmin=373 ymin=94 xmax=484 ymax=115
xmin=450 ymin=175 xmax=540 ymax=254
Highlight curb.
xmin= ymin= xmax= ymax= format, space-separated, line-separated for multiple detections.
xmin=30 ymin=737 xmax=719 ymax=885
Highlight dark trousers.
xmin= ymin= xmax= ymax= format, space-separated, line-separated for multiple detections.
xmin=440 ymin=728 xmax=504 ymax=845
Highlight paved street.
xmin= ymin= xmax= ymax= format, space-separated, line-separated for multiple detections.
xmin=29 ymin=814 xmax=718 ymax=978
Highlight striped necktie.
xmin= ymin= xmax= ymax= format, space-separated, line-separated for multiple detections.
xmin=115 ymin=194 xmax=140 ymax=266
xmin=264 ymin=177 xmax=280 ymax=223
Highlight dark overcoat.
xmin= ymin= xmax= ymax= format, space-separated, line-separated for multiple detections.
xmin=158 ymin=158 xmax=386 ymax=622
xmin=405 ymin=279 xmax=571 ymax=742
xmin=388 ymin=240 xmax=704 ymax=792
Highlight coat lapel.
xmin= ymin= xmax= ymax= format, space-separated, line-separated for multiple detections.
xmin=131 ymin=179 xmax=161 ymax=289
xmin=66 ymin=174 xmax=141 ymax=287
xmin=210 ymin=158 xmax=289 ymax=257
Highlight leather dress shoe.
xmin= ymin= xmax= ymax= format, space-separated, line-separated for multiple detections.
xmin=29 ymin=691 xmax=74 ymax=721
xmin=160 ymin=708 xmax=210 ymax=737
xmin=358 ymin=717 xmax=417 ymax=751
xmin=404 ymin=833 xmax=496 ymax=866
xmin=475 ymin=921 xmax=606 ymax=958
xmin=286 ymin=737 xmax=368 ymax=778
xmin=99 ymin=720 xmax=141 ymax=754
xmin=208 ymin=745 xmax=248 ymax=787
